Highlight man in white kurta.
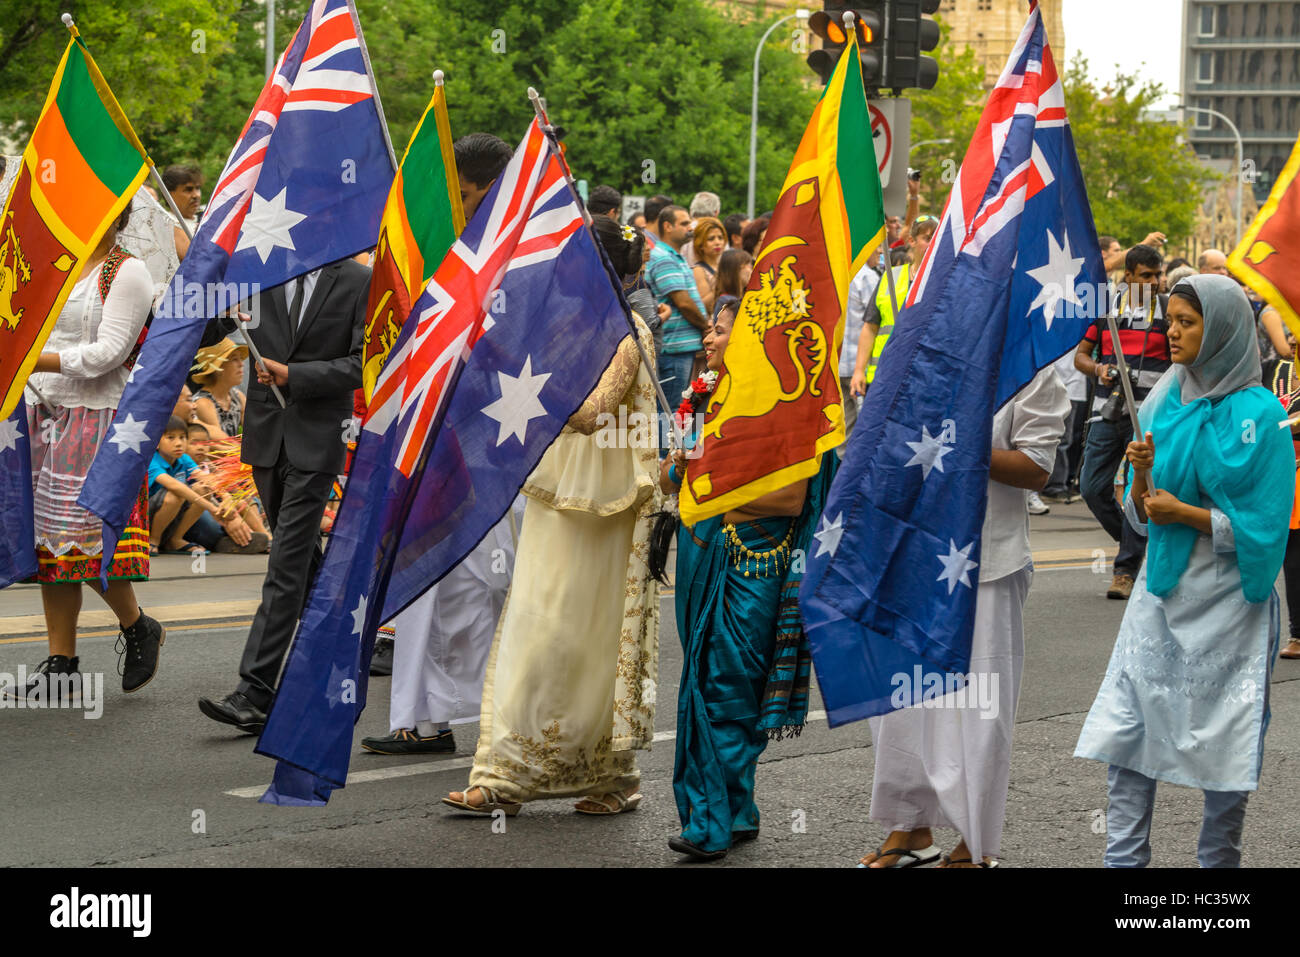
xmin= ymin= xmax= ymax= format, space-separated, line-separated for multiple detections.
xmin=864 ymin=366 xmax=1068 ymax=867
xmin=361 ymin=498 xmax=525 ymax=754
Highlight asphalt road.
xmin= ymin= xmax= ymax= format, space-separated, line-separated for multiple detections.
xmin=2 ymin=502 xmax=1298 ymax=868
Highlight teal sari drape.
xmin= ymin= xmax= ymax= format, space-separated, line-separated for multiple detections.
xmin=672 ymin=455 xmax=835 ymax=852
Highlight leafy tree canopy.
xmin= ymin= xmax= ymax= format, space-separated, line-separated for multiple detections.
xmin=1061 ymin=56 xmax=1212 ymax=246
xmin=2 ymin=0 xmax=821 ymax=217
xmin=0 ymin=0 xmax=240 ymax=142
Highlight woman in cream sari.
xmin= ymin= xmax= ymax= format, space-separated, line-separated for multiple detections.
xmin=443 ymin=314 xmax=661 ymax=815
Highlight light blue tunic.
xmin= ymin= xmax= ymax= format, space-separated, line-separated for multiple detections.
xmin=1074 ymin=493 xmax=1280 ymax=792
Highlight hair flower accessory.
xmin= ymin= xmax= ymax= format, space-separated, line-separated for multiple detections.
xmin=675 ymin=370 xmax=718 ymax=427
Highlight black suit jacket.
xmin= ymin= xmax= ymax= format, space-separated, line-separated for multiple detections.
xmin=235 ymin=259 xmax=369 ymax=474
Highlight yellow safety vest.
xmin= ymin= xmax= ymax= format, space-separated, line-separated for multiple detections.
xmin=866 ymin=263 xmax=911 ymax=384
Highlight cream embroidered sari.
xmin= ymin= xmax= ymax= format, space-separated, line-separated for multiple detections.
xmin=467 ymin=317 xmax=661 ymax=802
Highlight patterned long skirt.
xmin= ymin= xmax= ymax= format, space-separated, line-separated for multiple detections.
xmin=28 ymin=404 xmax=149 ymax=584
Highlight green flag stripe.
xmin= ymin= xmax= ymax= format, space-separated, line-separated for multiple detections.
xmin=54 ymin=44 xmax=142 ymax=194
xmin=836 ymin=49 xmax=885 ymax=259
xmin=401 ymin=120 xmax=458 ymax=282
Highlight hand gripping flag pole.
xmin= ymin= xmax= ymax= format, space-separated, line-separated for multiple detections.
xmin=61 ymin=11 xmax=287 ymax=409
xmin=525 ymin=86 xmax=685 ymax=453
xmin=1103 ymin=297 xmax=1153 ymax=488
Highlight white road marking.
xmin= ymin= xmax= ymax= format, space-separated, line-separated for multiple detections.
xmin=224 ymin=710 xmax=830 ymax=799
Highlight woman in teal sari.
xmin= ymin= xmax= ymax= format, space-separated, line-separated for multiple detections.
xmin=660 ymin=300 xmax=836 ymax=860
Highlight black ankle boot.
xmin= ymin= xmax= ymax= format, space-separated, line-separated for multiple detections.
xmin=5 ymin=655 xmax=82 ymax=703
xmin=116 ymin=609 xmax=165 ymax=693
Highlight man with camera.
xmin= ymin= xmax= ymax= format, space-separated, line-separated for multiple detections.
xmin=1071 ymin=244 xmax=1170 ymax=600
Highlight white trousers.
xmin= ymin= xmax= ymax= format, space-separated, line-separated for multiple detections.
xmin=387 ymin=500 xmax=523 ymax=733
xmin=868 ymin=564 xmax=1031 ymax=861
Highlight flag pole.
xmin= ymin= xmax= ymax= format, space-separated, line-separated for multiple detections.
xmin=61 ymin=12 xmax=287 ymax=409
xmin=525 ymin=86 xmax=684 ymax=453
xmin=346 ymin=0 xmax=398 ymax=172
xmin=1103 ymin=301 xmax=1152 ymax=488
xmin=24 ymin=382 xmax=53 ymax=413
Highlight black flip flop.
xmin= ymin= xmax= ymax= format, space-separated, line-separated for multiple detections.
xmin=857 ymin=844 xmax=941 ymax=868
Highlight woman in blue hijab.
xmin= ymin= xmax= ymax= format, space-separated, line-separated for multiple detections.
xmin=1075 ymin=274 xmax=1295 ymax=867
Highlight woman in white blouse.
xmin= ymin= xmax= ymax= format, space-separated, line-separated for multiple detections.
xmin=17 ymin=200 xmax=166 ymax=700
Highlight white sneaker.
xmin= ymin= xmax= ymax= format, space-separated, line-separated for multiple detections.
xmin=1027 ymin=492 xmax=1050 ymax=515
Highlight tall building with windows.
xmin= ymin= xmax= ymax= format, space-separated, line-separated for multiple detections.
xmin=1182 ymin=2 xmax=1300 ymax=202
xmin=937 ymin=0 xmax=1065 ymax=87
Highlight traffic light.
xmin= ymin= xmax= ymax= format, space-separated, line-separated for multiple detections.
xmin=885 ymin=0 xmax=941 ymax=93
xmin=807 ymin=3 xmax=886 ymax=91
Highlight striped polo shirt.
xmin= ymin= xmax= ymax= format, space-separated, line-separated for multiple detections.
xmin=1082 ymin=293 xmax=1171 ymax=412
xmin=646 ymin=241 xmax=707 ymax=355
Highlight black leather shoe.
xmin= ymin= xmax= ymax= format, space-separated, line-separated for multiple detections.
xmin=360 ymin=728 xmax=455 ymax=755
xmin=668 ymin=835 xmax=727 ymax=861
xmin=369 ymin=636 xmax=394 ymax=676
xmin=198 ymin=691 xmax=267 ymax=734
xmin=732 ymin=829 xmax=759 ymax=845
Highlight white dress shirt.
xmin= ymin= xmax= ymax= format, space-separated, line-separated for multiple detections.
xmin=980 ymin=366 xmax=1069 ymax=582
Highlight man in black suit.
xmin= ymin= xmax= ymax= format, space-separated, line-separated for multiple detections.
xmin=199 ymin=257 xmax=370 ymax=732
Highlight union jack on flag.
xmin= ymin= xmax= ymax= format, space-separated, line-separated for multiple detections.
xmin=257 ymin=118 xmax=635 ymax=806
xmin=79 ymin=0 xmax=395 ymax=583
xmin=206 ymin=0 xmax=377 ymax=256
xmin=801 ymin=0 xmax=1107 ymax=726
xmin=365 ymin=119 xmax=581 ymax=475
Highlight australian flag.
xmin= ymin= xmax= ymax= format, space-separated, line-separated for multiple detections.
xmin=0 ymin=402 xmax=36 ymax=589
xmin=78 ymin=0 xmax=393 ymax=582
xmin=256 ymin=118 xmax=632 ymax=805
xmin=800 ymin=1 xmax=1105 ymax=725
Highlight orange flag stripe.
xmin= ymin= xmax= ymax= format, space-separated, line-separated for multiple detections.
xmin=27 ymin=104 xmax=119 ymax=244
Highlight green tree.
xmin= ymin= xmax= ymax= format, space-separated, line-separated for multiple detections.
xmin=135 ymin=1 xmax=311 ymax=179
xmin=0 ymin=0 xmax=239 ymax=144
xmin=1062 ymin=56 xmax=1213 ymax=246
xmin=358 ymin=0 xmax=819 ymax=215
xmin=9 ymin=0 xmax=819 ymax=217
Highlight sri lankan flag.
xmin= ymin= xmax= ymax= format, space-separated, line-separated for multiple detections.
xmin=1229 ymin=131 xmax=1300 ymax=340
xmin=362 ymin=78 xmax=464 ymax=401
xmin=678 ymin=28 xmax=885 ymax=525
xmin=0 ymin=29 xmax=149 ymax=420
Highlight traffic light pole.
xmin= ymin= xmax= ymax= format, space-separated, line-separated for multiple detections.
xmin=748 ymin=11 xmax=810 ymax=221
